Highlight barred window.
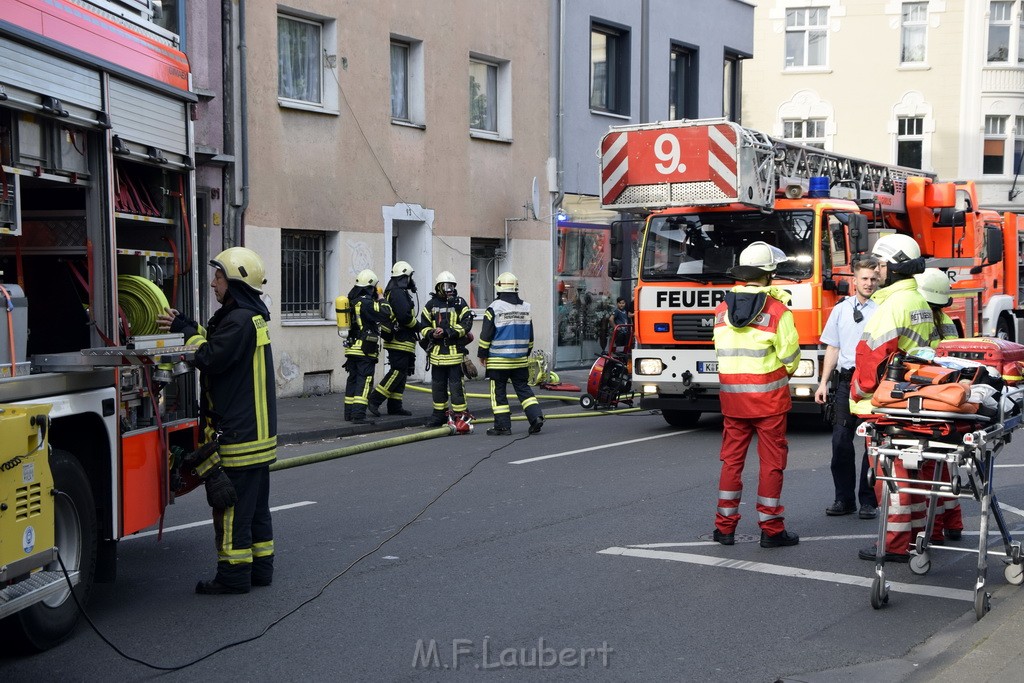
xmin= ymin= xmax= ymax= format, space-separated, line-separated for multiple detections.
xmin=281 ymin=230 xmax=327 ymax=319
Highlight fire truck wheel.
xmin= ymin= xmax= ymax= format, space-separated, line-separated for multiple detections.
xmin=661 ymin=410 xmax=701 ymax=429
xmin=996 ymin=315 xmax=1014 ymax=342
xmin=0 ymin=449 xmax=97 ymax=652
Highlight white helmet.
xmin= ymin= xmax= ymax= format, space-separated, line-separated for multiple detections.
xmin=355 ymin=269 xmax=379 ymax=287
xmin=730 ymin=241 xmax=788 ymax=280
xmin=435 ymin=270 xmax=457 ymax=296
xmin=871 ymin=233 xmax=921 ymax=264
xmin=495 ymin=272 xmax=519 ymax=293
xmin=915 ymin=268 xmax=952 ymax=307
xmin=391 ymin=261 xmax=414 ymax=278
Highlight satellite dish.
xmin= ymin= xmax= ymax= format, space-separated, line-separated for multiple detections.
xmin=530 ymin=176 xmax=541 ymax=220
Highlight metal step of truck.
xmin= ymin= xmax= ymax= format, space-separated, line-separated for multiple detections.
xmin=0 ymin=570 xmax=80 ymax=620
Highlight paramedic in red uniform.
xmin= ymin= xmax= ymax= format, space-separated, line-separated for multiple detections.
xmin=711 ymin=242 xmax=801 ymax=548
xmin=851 ymin=234 xmax=932 ymax=563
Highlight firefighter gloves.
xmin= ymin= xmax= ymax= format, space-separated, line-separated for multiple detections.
xmin=205 ymin=467 xmax=238 ymax=509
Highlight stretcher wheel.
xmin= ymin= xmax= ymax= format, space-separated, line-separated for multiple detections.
xmin=975 ymin=589 xmax=991 ymax=620
xmin=1011 ymin=543 xmax=1022 ymax=565
xmin=909 ymin=552 xmax=931 ymax=575
xmin=950 ymin=475 xmax=962 ymax=496
xmin=915 ymin=534 xmax=926 ymax=555
xmin=579 ymin=394 xmax=596 ymax=410
xmin=1004 ymin=563 xmax=1024 ymax=586
xmin=870 ymin=576 xmax=889 ymax=609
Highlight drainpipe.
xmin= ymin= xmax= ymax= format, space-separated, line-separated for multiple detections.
xmin=237 ymin=0 xmax=250 ymax=245
xmin=552 ymin=0 xmax=565 ymax=368
xmin=221 ymin=0 xmax=235 ymax=250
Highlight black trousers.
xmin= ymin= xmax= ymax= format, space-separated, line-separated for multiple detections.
xmin=371 ymin=349 xmax=415 ymax=409
xmin=213 ymin=466 xmax=273 ymax=590
xmin=488 ymin=366 xmax=543 ymax=429
xmin=830 ymin=375 xmax=877 ymax=508
xmin=431 ymin=363 xmax=466 ymax=417
xmin=344 ymin=356 xmax=377 ymax=419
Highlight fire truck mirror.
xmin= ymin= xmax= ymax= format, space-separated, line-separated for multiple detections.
xmin=982 ymin=226 xmax=1004 ymax=265
xmin=848 ymin=213 xmax=869 ymax=255
xmin=609 ymin=222 xmax=622 ymax=247
xmin=608 ymin=258 xmax=622 ymax=279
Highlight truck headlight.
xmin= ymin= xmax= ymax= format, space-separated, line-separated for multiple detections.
xmin=793 ymin=359 xmax=815 ymax=378
xmin=636 ymin=358 xmax=665 ymax=375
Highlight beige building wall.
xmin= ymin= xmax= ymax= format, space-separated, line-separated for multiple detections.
xmin=244 ymin=1 xmax=552 ymax=397
xmin=743 ymin=1 xmax=965 ymax=180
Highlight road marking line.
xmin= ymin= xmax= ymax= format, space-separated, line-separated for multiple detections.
xmin=509 ymin=430 xmax=693 ymax=464
xmin=994 ymin=463 xmax=1024 ymax=467
xmin=122 ymin=501 xmax=317 ymax=541
xmin=998 ymin=503 xmax=1024 ymax=518
xmin=598 ymin=547 xmax=974 ymax=602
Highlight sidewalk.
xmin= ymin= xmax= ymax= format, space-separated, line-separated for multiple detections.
xmin=275 ymin=368 xmax=591 ymax=445
xmin=274 ymin=367 xmax=1024 ymax=682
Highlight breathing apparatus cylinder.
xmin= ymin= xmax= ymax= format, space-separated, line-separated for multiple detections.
xmin=335 ymin=295 xmax=351 ymax=337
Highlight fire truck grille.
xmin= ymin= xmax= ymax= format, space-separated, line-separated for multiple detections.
xmin=614 ymin=181 xmax=733 ymax=207
xmin=671 ymin=313 xmax=716 ymax=341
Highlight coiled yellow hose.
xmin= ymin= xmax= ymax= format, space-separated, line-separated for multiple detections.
xmin=117 ymin=275 xmax=169 ymax=337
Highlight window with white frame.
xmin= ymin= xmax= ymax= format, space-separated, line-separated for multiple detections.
xmin=988 ymin=1 xmax=1013 ymax=62
xmin=281 ymin=230 xmax=327 ymax=320
xmin=391 ymin=36 xmax=424 ymax=125
xmin=783 ymin=118 xmax=826 ymax=148
xmin=1015 ymin=116 xmax=1024 ymax=174
xmin=785 ymin=7 xmax=829 ymax=69
xmin=897 ymin=117 xmax=924 ymax=168
xmin=984 ymin=115 xmax=1009 ymax=174
xmin=278 ymin=11 xmax=338 ymax=112
xmin=901 ymin=3 xmax=927 ymax=63
xmin=469 ymin=54 xmax=511 ymax=139
xmin=591 ymin=23 xmax=630 ymax=115
xmin=469 ymin=238 xmax=500 ymax=309
xmin=669 ymin=45 xmax=697 ymax=120
xmin=469 ymin=59 xmax=497 ymax=132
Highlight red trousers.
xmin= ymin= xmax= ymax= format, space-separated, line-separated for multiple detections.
xmin=874 ymin=457 xmax=963 ymax=555
xmin=715 ymin=412 xmax=788 ymax=535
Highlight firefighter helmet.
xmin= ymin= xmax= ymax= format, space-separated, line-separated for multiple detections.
xmin=210 ymin=247 xmax=266 ymax=293
xmin=915 ymin=268 xmax=952 ymax=307
xmin=495 ymin=272 xmax=519 ymax=293
xmin=391 ymin=261 xmax=414 ymax=278
xmin=355 ymin=269 xmax=379 ymax=287
xmin=871 ymin=233 xmax=921 ymax=264
xmin=435 ymin=271 xmax=457 ymax=296
xmin=730 ymin=241 xmax=788 ymax=280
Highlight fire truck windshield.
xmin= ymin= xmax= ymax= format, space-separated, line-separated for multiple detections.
xmin=641 ymin=210 xmax=814 ymax=282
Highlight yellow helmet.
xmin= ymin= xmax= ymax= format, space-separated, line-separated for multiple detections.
xmin=211 ymin=247 xmax=266 ymax=293
xmin=495 ymin=272 xmax=519 ymax=293
xmin=355 ymin=269 xmax=379 ymax=287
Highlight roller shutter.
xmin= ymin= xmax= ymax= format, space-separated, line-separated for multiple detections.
xmin=108 ymin=77 xmax=188 ymax=158
xmin=0 ymin=36 xmax=103 ymax=125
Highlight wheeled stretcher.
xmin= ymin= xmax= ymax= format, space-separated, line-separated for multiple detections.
xmin=857 ymin=357 xmax=1024 ymax=620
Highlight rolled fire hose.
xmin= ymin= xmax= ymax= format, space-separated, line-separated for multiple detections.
xmin=117 ymin=275 xmax=169 ymax=337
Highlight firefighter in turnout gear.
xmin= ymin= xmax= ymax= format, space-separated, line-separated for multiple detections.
xmin=852 ymin=233 xmax=932 ymax=564
xmin=418 ymin=271 xmax=474 ymax=427
xmin=368 ymin=261 xmax=419 ymax=417
xmin=712 ymin=242 xmax=801 ymax=549
xmin=343 ymin=269 xmax=394 ymax=424
xmin=157 ymin=246 xmax=277 ymax=594
xmin=477 ymin=272 xmax=544 ymax=436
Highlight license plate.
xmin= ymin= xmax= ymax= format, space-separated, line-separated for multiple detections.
xmin=697 ymin=361 xmax=718 ymax=373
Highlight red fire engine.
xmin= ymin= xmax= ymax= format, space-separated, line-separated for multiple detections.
xmin=600 ymin=118 xmax=1020 ymax=428
xmin=0 ymin=0 xmax=200 ymax=650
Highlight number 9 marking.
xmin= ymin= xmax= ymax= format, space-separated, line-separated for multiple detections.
xmin=654 ymin=133 xmax=685 ymax=175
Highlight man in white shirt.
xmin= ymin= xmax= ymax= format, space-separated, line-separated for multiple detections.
xmin=814 ymin=258 xmax=880 ymax=519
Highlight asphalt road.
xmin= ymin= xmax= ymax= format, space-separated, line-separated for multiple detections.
xmin=5 ymin=406 xmax=1024 ymax=681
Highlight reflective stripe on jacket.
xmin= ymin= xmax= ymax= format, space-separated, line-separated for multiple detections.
xmin=478 ymin=298 xmax=533 ymax=370
xmin=383 ymin=284 xmax=417 ymax=354
xmin=713 ymin=285 xmax=799 ymax=418
xmin=345 ymin=296 xmax=392 ymax=360
xmin=419 ymin=295 xmax=473 ymax=366
xmin=850 ymin=278 xmax=934 ymax=415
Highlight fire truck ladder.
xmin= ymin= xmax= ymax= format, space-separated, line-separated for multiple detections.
xmin=770 ymin=136 xmax=937 ymax=214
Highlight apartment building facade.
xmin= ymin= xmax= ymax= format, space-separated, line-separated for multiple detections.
xmin=742 ymin=0 xmax=1024 ymax=215
xmin=553 ymin=0 xmax=755 ymax=366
